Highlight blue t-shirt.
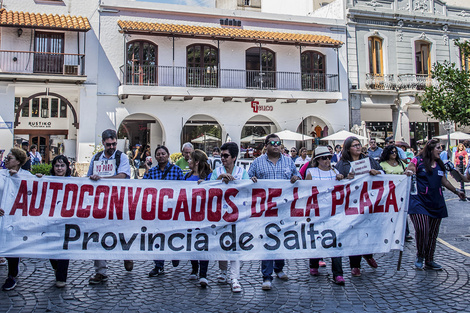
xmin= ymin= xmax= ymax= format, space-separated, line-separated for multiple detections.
xmin=184 ymin=172 xmax=212 ymax=181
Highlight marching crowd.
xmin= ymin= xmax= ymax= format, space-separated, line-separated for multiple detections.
xmin=0 ymin=129 xmax=468 ymax=293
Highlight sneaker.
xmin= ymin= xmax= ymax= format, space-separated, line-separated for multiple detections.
xmin=310 ymin=268 xmax=319 ymax=276
xmin=189 ymin=271 xmax=198 ymax=280
xmin=217 ymin=271 xmax=227 ymax=283
xmin=88 ymin=273 xmax=108 ymax=285
xmin=425 ymin=261 xmax=443 ymax=271
xmin=2 ymin=276 xmax=16 ymax=291
xmin=415 ymin=257 xmax=424 ymax=270
xmin=231 ymin=279 xmax=242 ymax=293
xmin=148 ymin=267 xmax=164 ymax=277
xmin=199 ymin=277 xmax=208 ymax=287
xmin=333 ymin=276 xmax=345 ymax=285
xmin=351 ymin=268 xmax=361 ymax=277
xmin=405 ymin=235 xmax=413 ymax=242
xmin=364 ymin=257 xmax=378 ymax=269
xmin=0 ymin=257 xmax=6 ymax=266
xmin=55 ymin=281 xmax=66 ymax=288
xmin=276 ymin=271 xmax=288 ymax=280
xmin=261 ymin=279 xmax=272 ymax=290
xmin=124 ymin=260 xmax=134 ymax=271
xmin=172 ymin=260 xmax=180 ymax=267
xmin=319 ymin=260 xmax=327 ymax=267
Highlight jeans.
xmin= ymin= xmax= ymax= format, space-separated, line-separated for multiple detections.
xmin=310 ymin=257 xmax=343 ymax=278
xmin=349 ymin=254 xmax=373 ymax=268
xmin=50 ymin=259 xmax=69 ymax=282
xmin=7 ymin=257 xmax=19 ymax=278
xmin=191 ymin=260 xmax=209 ymax=278
xmin=261 ymin=259 xmax=284 ymax=281
xmin=154 ymin=260 xmax=164 ymax=269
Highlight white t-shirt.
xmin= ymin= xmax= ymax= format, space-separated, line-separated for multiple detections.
xmin=306 ymin=167 xmax=339 ymax=181
xmin=295 ymin=156 xmax=311 ymax=167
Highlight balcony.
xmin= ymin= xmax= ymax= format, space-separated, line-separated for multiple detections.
xmin=0 ymin=50 xmax=85 ymax=76
xmin=397 ymin=74 xmax=437 ymax=90
xmin=120 ymin=65 xmax=339 ymax=92
xmin=365 ymin=73 xmax=395 ymax=90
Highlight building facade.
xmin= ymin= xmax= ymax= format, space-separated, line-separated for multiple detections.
xmin=0 ymin=0 xmax=349 ymax=164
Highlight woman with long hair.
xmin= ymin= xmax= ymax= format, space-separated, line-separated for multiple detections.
xmin=48 ymin=155 xmax=72 ymax=288
xmin=0 ymin=148 xmax=33 ymax=291
xmin=406 ymin=139 xmax=465 ymax=270
xmin=305 ymin=146 xmax=345 ymax=285
xmin=185 ymin=149 xmax=212 ymax=287
xmin=454 ymin=143 xmax=468 ymax=168
xmin=334 ymin=136 xmax=383 ymax=277
xmin=379 ymin=145 xmax=406 ymax=175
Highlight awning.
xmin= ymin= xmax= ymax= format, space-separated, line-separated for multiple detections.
xmin=117 ymin=20 xmax=343 ymax=47
xmin=0 ymin=9 xmax=91 ymax=31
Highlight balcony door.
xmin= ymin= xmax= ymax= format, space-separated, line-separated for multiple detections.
xmin=33 ymin=32 xmax=64 ymax=74
xmin=368 ymin=37 xmax=383 ymax=76
xmin=246 ymin=47 xmax=276 ymax=89
xmin=415 ymin=41 xmax=431 ymax=75
xmin=126 ymin=41 xmax=157 ymax=85
xmin=186 ymin=44 xmax=218 ymax=87
xmin=301 ymin=51 xmax=325 ymax=90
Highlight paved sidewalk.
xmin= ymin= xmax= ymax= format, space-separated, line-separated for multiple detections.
xmin=1 ymin=195 xmax=469 ymax=312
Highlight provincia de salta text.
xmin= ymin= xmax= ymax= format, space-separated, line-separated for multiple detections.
xmin=0 ymin=174 xmax=410 ymax=261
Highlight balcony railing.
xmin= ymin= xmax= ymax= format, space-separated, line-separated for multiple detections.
xmin=365 ymin=73 xmax=395 ymax=90
xmin=397 ymin=74 xmax=437 ymax=90
xmin=0 ymin=50 xmax=85 ymax=75
xmin=120 ymin=65 xmax=339 ymax=92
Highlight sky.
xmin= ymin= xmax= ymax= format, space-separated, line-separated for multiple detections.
xmin=136 ymin=0 xmax=215 ymax=7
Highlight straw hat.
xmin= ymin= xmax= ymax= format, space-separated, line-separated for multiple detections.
xmin=314 ymin=146 xmax=333 ymax=159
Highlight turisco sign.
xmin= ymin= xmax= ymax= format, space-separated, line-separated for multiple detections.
xmin=251 ymin=101 xmax=273 ymax=113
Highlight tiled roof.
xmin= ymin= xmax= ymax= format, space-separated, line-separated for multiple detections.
xmin=118 ymin=20 xmax=343 ymax=47
xmin=0 ymin=9 xmax=91 ymax=31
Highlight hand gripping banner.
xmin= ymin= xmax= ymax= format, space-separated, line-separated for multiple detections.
xmin=0 ymin=174 xmax=410 ymax=261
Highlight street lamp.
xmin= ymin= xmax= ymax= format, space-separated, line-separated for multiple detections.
xmin=442 ymin=120 xmax=453 ymax=159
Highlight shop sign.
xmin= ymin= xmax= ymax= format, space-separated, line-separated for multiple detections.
xmin=28 ymin=121 xmax=52 ymax=128
xmin=251 ymin=101 xmax=273 ymax=113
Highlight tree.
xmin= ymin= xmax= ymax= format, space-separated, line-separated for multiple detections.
xmin=420 ymin=40 xmax=470 ymax=127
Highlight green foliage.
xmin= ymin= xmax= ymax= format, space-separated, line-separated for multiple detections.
xmin=31 ymin=163 xmax=52 ymax=175
xmin=420 ymin=40 xmax=470 ymax=126
xmin=170 ymin=152 xmax=182 ymax=163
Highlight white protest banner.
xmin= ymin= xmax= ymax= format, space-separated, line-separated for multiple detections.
xmin=350 ymin=158 xmax=372 ymax=175
xmin=0 ymin=174 xmax=409 ymax=261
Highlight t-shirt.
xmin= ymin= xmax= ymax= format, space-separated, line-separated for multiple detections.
xmin=306 ymin=167 xmax=339 ymax=180
xmin=175 ymin=157 xmax=190 ymax=175
xmin=211 ymin=165 xmax=249 ymax=180
xmin=380 ymin=161 xmax=405 ymax=175
xmin=294 ymin=156 xmax=311 ymax=167
xmin=185 ymin=172 xmax=212 ymax=181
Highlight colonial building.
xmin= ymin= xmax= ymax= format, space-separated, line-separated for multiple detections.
xmin=0 ymin=0 xmax=348 ymax=163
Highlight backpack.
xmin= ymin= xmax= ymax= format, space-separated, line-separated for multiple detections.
xmin=94 ymin=150 xmax=122 ymax=175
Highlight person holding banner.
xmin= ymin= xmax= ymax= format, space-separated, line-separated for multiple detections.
xmin=144 ymin=145 xmax=184 ymax=277
xmin=87 ymin=129 xmax=132 ymax=285
xmin=211 ymin=142 xmax=249 ymax=293
xmin=48 ymin=155 xmax=72 ymax=288
xmin=305 ymin=146 xmax=346 ymax=285
xmin=185 ymin=149 xmax=212 ymax=287
xmin=248 ymin=134 xmax=301 ymax=291
xmin=334 ymin=136 xmax=383 ymax=277
xmin=405 ymin=139 xmax=466 ymax=270
xmin=0 ymin=148 xmax=34 ymax=291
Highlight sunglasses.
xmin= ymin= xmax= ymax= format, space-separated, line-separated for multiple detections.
xmin=221 ymin=153 xmax=231 ymax=159
xmin=290 ymin=150 xmax=296 ymax=152
xmin=390 ymin=151 xmax=397 ymax=154
xmin=105 ymin=142 xmax=117 ymax=147
xmin=268 ymin=141 xmax=282 ymax=146
xmin=319 ymin=155 xmax=332 ymax=160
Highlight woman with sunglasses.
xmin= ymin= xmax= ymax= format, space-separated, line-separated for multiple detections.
xmin=185 ymin=149 xmax=212 ymax=287
xmin=0 ymin=148 xmax=34 ymax=291
xmin=379 ymin=145 xmax=406 ymax=175
xmin=48 ymin=155 xmax=73 ymax=288
xmin=305 ymin=146 xmax=345 ymax=285
xmin=405 ymin=140 xmax=465 ymax=270
xmin=334 ymin=136 xmax=383 ymax=277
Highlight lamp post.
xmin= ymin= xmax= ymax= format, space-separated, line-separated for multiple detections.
xmin=442 ymin=120 xmax=453 ymax=161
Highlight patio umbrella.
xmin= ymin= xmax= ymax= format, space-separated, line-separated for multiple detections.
xmin=320 ymin=130 xmax=367 ymax=141
xmin=259 ymin=130 xmax=314 ymax=141
xmin=240 ymin=135 xmax=264 ymax=143
xmin=191 ymin=134 xmax=221 ymax=144
xmin=433 ymin=131 xmax=470 ymax=140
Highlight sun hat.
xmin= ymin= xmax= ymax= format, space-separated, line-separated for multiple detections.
xmin=314 ymin=146 xmax=333 ymax=159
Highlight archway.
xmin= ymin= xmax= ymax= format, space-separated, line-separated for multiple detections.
xmin=118 ymin=113 xmax=164 ymax=151
xmin=240 ymin=115 xmax=277 ymax=158
xmin=181 ymin=114 xmax=222 ymax=154
xmin=296 ymin=116 xmax=330 ymax=150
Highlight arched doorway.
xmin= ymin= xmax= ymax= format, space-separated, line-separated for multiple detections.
xmin=240 ymin=115 xmax=277 ymax=158
xmin=181 ymin=114 xmax=222 ymax=154
xmin=118 ymin=113 xmax=164 ymax=151
xmin=296 ymin=116 xmax=330 ymax=150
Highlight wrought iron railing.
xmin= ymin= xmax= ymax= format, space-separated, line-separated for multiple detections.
xmin=397 ymin=74 xmax=437 ymax=90
xmin=120 ymin=64 xmax=340 ymax=92
xmin=0 ymin=50 xmax=85 ymax=75
xmin=365 ymin=73 xmax=395 ymax=90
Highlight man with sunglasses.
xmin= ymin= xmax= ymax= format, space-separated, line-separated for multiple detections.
xmin=87 ymin=129 xmax=132 ymax=284
xmin=248 ymin=134 xmax=301 ymax=290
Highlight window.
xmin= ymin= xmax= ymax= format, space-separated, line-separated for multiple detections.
xmin=368 ymin=37 xmax=383 ymax=75
xmin=16 ymin=97 xmax=67 ymax=118
xmin=186 ymin=44 xmax=218 ymax=87
xmin=301 ymin=51 xmax=325 ymax=90
xmin=245 ymin=47 xmax=276 ymax=89
xmin=22 ymin=99 xmax=29 ymax=117
xmin=60 ymin=100 xmax=67 ymax=118
xmin=41 ymin=98 xmax=49 ymax=118
xmin=51 ymin=98 xmax=59 ymax=118
xmin=14 ymin=97 xmax=22 ymax=116
xmin=126 ymin=41 xmax=157 ymax=85
xmin=460 ymin=45 xmax=470 ymax=71
xmin=34 ymin=32 xmax=64 ymax=74
xmin=31 ymin=98 xmax=40 ymax=117
xmin=415 ymin=41 xmax=431 ymax=75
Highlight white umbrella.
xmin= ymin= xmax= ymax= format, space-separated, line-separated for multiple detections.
xmin=240 ymin=135 xmax=264 ymax=143
xmin=433 ymin=131 xmax=470 ymax=140
xmin=191 ymin=134 xmax=221 ymax=144
xmin=320 ymin=130 xmax=367 ymax=141
xmin=260 ymin=130 xmax=314 ymax=141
